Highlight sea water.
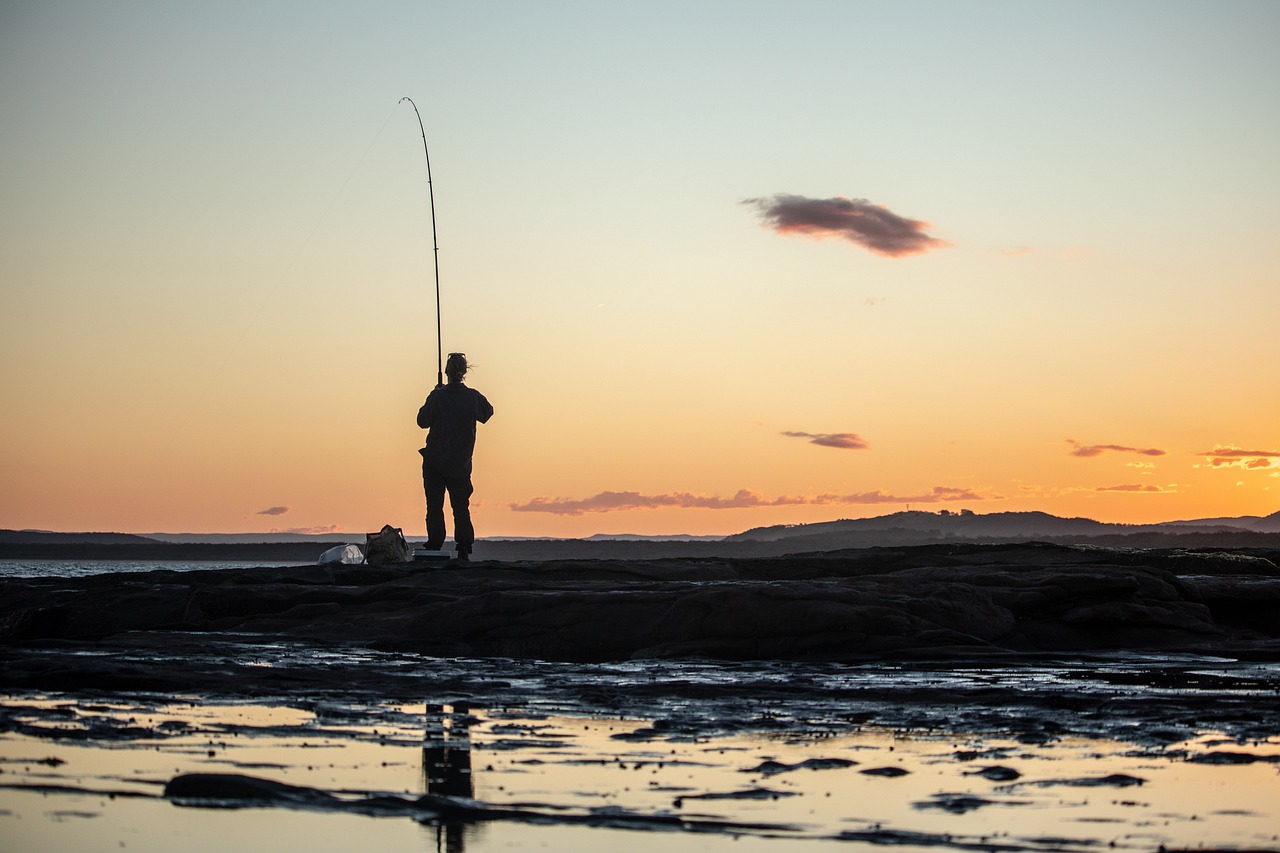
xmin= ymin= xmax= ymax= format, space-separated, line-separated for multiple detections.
xmin=0 ymin=559 xmax=314 ymax=579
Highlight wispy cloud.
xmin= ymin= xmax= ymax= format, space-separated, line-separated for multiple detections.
xmin=1200 ymin=446 xmax=1280 ymax=470
xmin=744 ymin=194 xmax=950 ymax=257
xmin=510 ymin=486 xmax=993 ymax=516
xmin=782 ymin=431 xmax=869 ymax=450
xmin=1067 ymin=440 xmax=1166 ymax=458
xmin=1095 ymin=484 xmax=1178 ymax=493
xmin=269 ymin=524 xmax=341 ymax=534
xmin=256 ymin=506 xmax=290 ymax=516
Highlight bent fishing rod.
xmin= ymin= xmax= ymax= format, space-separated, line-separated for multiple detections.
xmin=400 ymin=96 xmax=443 ymax=386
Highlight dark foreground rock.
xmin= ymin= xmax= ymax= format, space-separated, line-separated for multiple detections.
xmin=3 ymin=543 xmax=1278 ymax=664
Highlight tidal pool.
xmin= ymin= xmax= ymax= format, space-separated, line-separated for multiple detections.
xmin=2 ymin=694 xmax=1278 ymax=852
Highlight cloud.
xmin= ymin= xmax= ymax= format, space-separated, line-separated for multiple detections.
xmin=1067 ymin=441 xmax=1166 ymax=458
xmin=782 ymin=431 xmax=869 ymax=450
xmin=510 ymin=485 xmax=993 ymax=516
xmin=744 ymin=194 xmax=950 ymax=257
xmin=256 ymin=506 xmax=290 ymax=516
xmin=510 ymin=490 xmax=786 ymax=516
xmin=1200 ymin=446 xmax=1280 ymax=470
xmin=1094 ymin=484 xmax=1177 ymax=493
xmin=269 ymin=524 xmax=341 ymax=534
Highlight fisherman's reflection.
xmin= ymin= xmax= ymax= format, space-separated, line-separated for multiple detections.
xmin=423 ymin=702 xmax=475 ymax=853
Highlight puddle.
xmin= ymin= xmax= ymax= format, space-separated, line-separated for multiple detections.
xmin=2 ymin=695 xmax=1278 ymax=852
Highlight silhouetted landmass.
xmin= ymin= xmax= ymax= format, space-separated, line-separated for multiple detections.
xmin=0 ymin=530 xmax=161 ymax=546
xmin=3 ymin=508 xmax=1280 ymax=562
xmin=5 ymin=532 xmax=1280 ymax=563
xmin=728 ymin=509 xmax=1280 ymax=542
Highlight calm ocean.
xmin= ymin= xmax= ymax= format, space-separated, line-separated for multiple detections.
xmin=0 ymin=559 xmax=314 ymax=579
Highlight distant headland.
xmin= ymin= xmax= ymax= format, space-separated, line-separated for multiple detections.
xmin=3 ymin=508 xmax=1279 ymax=562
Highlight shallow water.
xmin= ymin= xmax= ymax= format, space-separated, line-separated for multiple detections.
xmin=2 ymin=693 xmax=1278 ymax=852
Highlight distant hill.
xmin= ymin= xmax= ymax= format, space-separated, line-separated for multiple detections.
xmin=725 ymin=508 xmax=1280 ymax=548
xmin=1165 ymin=510 xmax=1280 ymax=533
xmin=145 ymin=532 xmax=354 ymax=545
xmin=727 ymin=510 xmax=1117 ymax=542
xmin=1254 ymin=511 xmax=1280 ymax=533
xmin=4 ymin=508 xmax=1279 ymax=561
xmin=0 ymin=530 xmax=161 ymax=545
xmin=583 ymin=533 xmax=725 ymax=542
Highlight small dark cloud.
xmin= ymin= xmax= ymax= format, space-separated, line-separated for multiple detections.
xmin=1200 ymin=446 xmax=1280 ymax=470
xmin=510 ymin=485 xmax=995 ymax=516
xmin=256 ymin=506 xmax=290 ymax=516
xmin=1067 ymin=441 xmax=1166 ymax=458
xmin=744 ymin=194 xmax=949 ymax=257
xmin=782 ymin=431 xmax=869 ymax=450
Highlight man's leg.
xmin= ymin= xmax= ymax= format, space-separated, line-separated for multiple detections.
xmin=445 ymin=476 xmax=476 ymax=557
xmin=423 ymin=460 xmax=448 ymax=550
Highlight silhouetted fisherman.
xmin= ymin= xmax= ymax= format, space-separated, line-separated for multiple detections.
xmin=417 ymin=353 xmax=493 ymax=561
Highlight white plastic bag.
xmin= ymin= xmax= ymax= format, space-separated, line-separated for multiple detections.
xmin=318 ymin=544 xmax=365 ymax=565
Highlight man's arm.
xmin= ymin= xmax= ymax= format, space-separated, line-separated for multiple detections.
xmin=416 ymin=392 xmax=435 ymax=429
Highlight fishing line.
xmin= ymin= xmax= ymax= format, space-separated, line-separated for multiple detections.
xmin=399 ymin=96 xmax=443 ymax=387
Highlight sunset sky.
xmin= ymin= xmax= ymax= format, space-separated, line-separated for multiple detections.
xmin=2 ymin=1 xmax=1277 ymax=538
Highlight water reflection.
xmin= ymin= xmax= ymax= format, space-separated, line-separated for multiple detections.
xmin=423 ymin=701 xmax=475 ymax=853
xmin=2 ymin=694 xmax=1278 ymax=853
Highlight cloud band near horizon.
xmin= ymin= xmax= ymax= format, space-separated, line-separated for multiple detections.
xmin=744 ymin=194 xmax=949 ymax=257
xmin=1095 ymin=484 xmax=1178 ymax=493
xmin=1067 ymin=441 xmax=1166 ymax=458
xmin=509 ymin=486 xmax=993 ymax=516
xmin=1201 ymin=446 xmax=1280 ymax=470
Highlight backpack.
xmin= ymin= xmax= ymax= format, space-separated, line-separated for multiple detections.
xmin=364 ymin=524 xmax=411 ymax=565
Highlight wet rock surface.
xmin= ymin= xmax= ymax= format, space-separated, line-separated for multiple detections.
xmin=2 ymin=543 xmax=1278 ymax=666
xmin=3 ymin=543 xmax=1278 ymax=751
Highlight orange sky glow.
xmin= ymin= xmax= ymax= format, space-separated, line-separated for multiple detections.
xmin=2 ymin=2 xmax=1277 ymax=538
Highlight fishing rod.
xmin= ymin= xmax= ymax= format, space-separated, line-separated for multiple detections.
xmin=400 ymin=96 xmax=443 ymax=386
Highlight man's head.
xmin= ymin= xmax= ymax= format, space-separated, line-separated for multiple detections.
xmin=445 ymin=352 xmax=468 ymax=383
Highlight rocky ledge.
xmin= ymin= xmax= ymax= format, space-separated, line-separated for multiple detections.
xmin=2 ymin=543 xmax=1278 ymax=664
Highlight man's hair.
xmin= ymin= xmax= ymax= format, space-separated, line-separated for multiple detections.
xmin=445 ymin=352 xmax=468 ymax=381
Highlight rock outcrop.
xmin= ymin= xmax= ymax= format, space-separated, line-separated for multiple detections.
xmin=3 ymin=543 xmax=1277 ymax=662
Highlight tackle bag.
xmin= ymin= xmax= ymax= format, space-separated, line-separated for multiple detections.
xmin=364 ymin=524 xmax=411 ymax=565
